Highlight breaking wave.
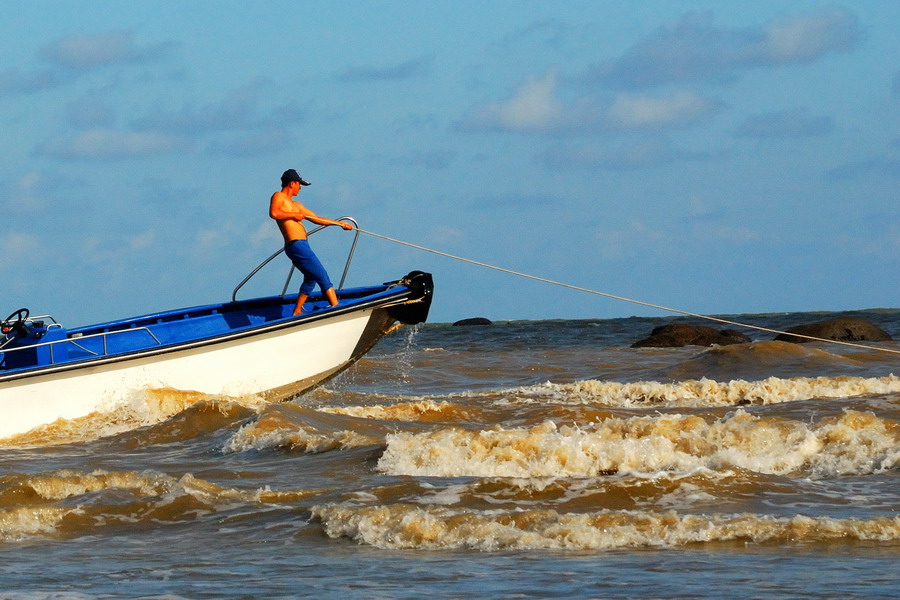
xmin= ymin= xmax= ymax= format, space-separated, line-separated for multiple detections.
xmin=0 ymin=468 xmax=318 ymax=542
xmin=320 ymin=399 xmax=473 ymax=422
xmin=510 ymin=375 xmax=900 ymax=408
xmin=311 ymin=504 xmax=900 ymax=551
xmin=222 ymin=405 xmax=387 ymax=453
xmin=0 ymin=388 xmax=268 ymax=448
xmin=378 ymin=409 xmax=899 ymax=479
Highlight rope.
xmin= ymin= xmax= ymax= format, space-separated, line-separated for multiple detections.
xmin=356 ymin=228 xmax=900 ymax=356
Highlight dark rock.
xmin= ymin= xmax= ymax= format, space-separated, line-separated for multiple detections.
xmin=774 ymin=317 xmax=892 ymax=344
xmin=452 ymin=317 xmax=493 ymax=327
xmin=632 ymin=323 xmax=751 ymax=348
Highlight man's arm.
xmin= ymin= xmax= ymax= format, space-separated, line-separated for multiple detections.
xmin=269 ymin=192 xmax=353 ymax=230
xmin=303 ymin=211 xmax=353 ymax=230
xmin=293 ymin=202 xmax=353 ymax=230
xmin=269 ymin=192 xmax=303 ymax=221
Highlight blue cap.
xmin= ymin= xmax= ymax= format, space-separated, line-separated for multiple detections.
xmin=281 ymin=169 xmax=311 ymax=187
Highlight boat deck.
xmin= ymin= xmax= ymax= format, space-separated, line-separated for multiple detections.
xmin=0 ymin=284 xmax=401 ymax=375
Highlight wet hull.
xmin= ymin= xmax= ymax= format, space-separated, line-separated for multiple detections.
xmin=0 ymin=308 xmax=400 ymax=439
xmin=0 ymin=271 xmax=433 ymax=439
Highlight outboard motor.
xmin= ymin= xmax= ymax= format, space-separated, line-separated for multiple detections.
xmin=387 ymin=271 xmax=434 ymax=325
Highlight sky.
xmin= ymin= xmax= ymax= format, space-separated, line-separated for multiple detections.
xmin=1 ymin=1 xmax=898 ymax=325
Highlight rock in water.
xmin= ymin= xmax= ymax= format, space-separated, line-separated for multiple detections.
xmin=631 ymin=323 xmax=750 ymax=348
xmin=774 ymin=317 xmax=892 ymax=343
xmin=452 ymin=317 xmax=493 ymax=326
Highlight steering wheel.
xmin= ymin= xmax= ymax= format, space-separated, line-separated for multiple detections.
xmin=2 ymin=308 xmax=30 ymax=337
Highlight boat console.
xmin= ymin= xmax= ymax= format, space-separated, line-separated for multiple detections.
xmin=0 ymin=308 xmax=69 ymax=370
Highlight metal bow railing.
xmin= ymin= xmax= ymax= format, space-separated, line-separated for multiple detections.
xmin=231 ymin=217 xmax=360 ymax=302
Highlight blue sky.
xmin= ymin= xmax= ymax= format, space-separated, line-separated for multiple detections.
xmin=1 ymin=1 xmax=897 ymax=324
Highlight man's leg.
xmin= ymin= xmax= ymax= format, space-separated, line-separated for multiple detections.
xmin=292 ymin=293 xmax=309 ymax=315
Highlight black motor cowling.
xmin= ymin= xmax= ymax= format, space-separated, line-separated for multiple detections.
xmin=387 ymin=271 xmax=434 ymax=325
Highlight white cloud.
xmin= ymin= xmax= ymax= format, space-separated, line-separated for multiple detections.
xmin=692 ymin=223 xmax=760 ymax=244
xmin=38 ymin=31 xmax=176 ymax=71
xmin=37 ymin=128 xmax=189 ymax=160
xmin=131 ymin=80 xmax=307 ymax=158
xmin=0 ymin=232 xmax=39 ymax=258
xmin=763 ymin=11 xmax=860 ymax=63
xmin=736 ymin=108 xmax=834 ymax=138
xmin=130 ymin=230 xmax=156 ymax=251
xmin=0 ymin=172 xmax=48 ymax=213
xmin=459 ymin=73 xmax=563 ymax=132
xmin=542 ymin=138 xmax=710 ymax=170
xmin=336 ymin=55 xmax=433 ymax=82
xmin=587 ymin=9 xmax=862 ymax=88
xmin=592 ymin=220 xmax=667 ymax=261
xmin=458 ymin=74 xmax=721 ymax=134
xmin=688 ymin=197 xmax=713 ymax=218
xmin=496 ymin=74 xmax=561 ymax=129
xmin=206 ymin=129 xmax=288 ymax=158
xmin=0 ymin=67 xmax=67 ymax=96
xmin=134 ymin=80 xmax=271 ymax=134
xmin=826 ymin=158 xmax=900 ymax=181
xmin=431 ymin=226 xmax=466 ymax=246
xmin=608 ymin=91 xmax=719 ymax=128
xmin=250 ymin=221 xmax=281 ymax=248
xmin=195 ymin=229 xmax=225 ymax=248
xmin=65 ymin=92 xmax=118 ymax=129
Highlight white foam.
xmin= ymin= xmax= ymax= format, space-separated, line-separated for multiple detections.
xmin=509 ymin=375 xmax=900 ymax=407
xmin=312 ymin=504 xmax=900 ymax=551
xmin=378 ymin=409 xmax=898 ymax=478
xmin=0 ymin=506 xmax=80 ymax=541
xmin=223 ymin=421 xmax=378 ymax=453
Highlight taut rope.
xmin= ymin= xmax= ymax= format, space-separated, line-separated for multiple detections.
xmin=356 ymin=228 xmax=900 ymax=356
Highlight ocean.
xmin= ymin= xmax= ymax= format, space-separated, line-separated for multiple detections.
xmin=1 ymin=309 xmax=898 ymax=598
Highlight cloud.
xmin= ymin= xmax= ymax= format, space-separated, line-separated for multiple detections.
xmin=542 ymin=138 xmax=710 ymax=170
xmin=457 ymin=73 xmax=722 ymax=134
xmin=607 ymin=91 xmax=722 ymax=128
xmin=0 ymin=172 xmax=44 ymax=212
xmin=491 ymin=18 xmax=575 ymax=54
xmin=127 ymin=81 xmax=308 ymax=158
xmin=584 ymin=9 xmax=862 ymax=88
xmin=250 ymin=221 xmax=280 ymax=248
xmin=134 ymin=81 xmax=268 ymax=134
xmin=132 ymin=81 xmax=304 ymax=148
xmin=38 ymin=30 xmax=176 ymax=71
xmin=36 ymin=128 xmax=190 ymax=160
xmin=391 ymin=150 xmax=455 ymax=170
xmin=1 ymin=31 xmax=175 ymax=98
xmin=825 ymin=158 xmax=900 ymax=181
xmin=65 ymin=92 xmax=118 ymax=129
xmin=592 ymin=220 xmax=667 ymax=261
xmin=735 ymin=108 xmax=834 ymax=138
xmin=0 ymin=67 xmax=69 ymax=97
xmin=460 ymin=74 xmax=561 ymax=132
xmin=464 ymin=192 xmax=553 ymax=211
xmin=336 ymin=56 xmax=432 ymax=82
xmin=130 ymin=230 xmax=156 ymax=251
xmin=0 ymin=232 xmax=40 ymax=259
xmin=690 ymin=223 xmax=760 ymax=244
xmin=205 ymin=129 xmax=289 ymax=157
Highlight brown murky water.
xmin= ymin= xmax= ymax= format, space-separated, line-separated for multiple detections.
xmin=1 ymin=311 xmax=898 ymax=597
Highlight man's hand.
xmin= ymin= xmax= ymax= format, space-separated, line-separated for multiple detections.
xmin=339 ymin=222 xmax=353 ymax=231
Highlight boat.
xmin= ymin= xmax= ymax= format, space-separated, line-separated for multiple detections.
xmin=0 ymin=223 xmax=433 ymax=440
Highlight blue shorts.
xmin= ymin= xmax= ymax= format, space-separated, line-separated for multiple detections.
xmin=284 ymin=239 xmax=334 ymax=296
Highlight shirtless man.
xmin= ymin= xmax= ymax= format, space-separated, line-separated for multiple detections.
xmin=269 ymin=169 xmax=353 ymax=315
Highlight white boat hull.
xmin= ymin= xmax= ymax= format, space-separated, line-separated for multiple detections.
xmin=0 ymin=307 xmax=390 ymax=440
